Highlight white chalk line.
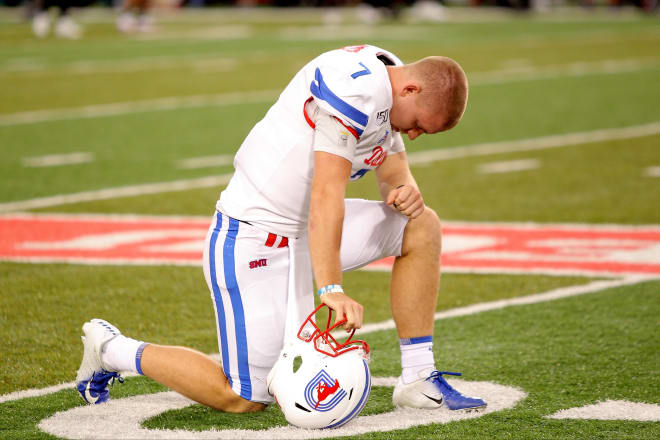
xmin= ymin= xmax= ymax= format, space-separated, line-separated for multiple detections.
xmin=477 ymin=158 xmax=540 ymax=174
xmin=352 ymin=276 xmax=649 ymax=337
xmin=37 ymin=380 xmax=525 ymax=439
xmin=1 ymin=121 xmax=658 ymax=214
xmin=0 ymin=89 xmax=280 ymax=127
xmin=1 ymin=275 xmax=651 ymax=404
xmin=468 ymin=57 xmax=660 ymax=86
xmin=1 ymin=55 xmax=238 ymax=76
xmin=406 ymin=121 xmax=660 ymax=166
xmin=1 ymin=57 xmax=657 ymax=127
xmin=0 ymin=174 xmax=233 ymax=213
xmin=21 ymin=152 xmax=94 ymax=168
xmin=644 ymin=166 xmax=660 ymax=177
xmin=176 ymin=155 xmax=234 ymax=170
xmin=546 ymin=400 xmax=660 ymax=422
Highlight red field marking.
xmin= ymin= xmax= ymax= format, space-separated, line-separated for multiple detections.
xmin=1 ymin=214 xmax=659 ymax=276
xmin=0 ymin=214 xmax=209 ymax=265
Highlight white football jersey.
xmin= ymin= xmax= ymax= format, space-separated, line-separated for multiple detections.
xmin=218 ymin=45 xmax=406 ymax=237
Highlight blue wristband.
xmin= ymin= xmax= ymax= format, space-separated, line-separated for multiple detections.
xmin=317 ymin=284 xmax=344 ymax=297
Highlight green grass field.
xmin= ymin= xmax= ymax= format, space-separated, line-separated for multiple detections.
xmin=0 ymin=5 xmax=659 ymax=439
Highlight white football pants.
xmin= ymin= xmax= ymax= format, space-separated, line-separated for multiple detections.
xmin=202 ymin=198 xmax=408 ymax=403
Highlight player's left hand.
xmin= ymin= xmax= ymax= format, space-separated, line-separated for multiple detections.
xmin=386 ymin=184 xmax=425 ymax=219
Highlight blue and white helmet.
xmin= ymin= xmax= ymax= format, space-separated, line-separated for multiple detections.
xmin=267 ymin=304 xmax=371 ymax=429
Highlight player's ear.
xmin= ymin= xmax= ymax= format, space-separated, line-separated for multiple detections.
xmin=401 ymin=83 xmax=421 ymax=97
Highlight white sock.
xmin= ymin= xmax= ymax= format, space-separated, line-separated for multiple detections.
xmin=101 ymin=335 xmax=148 ymax=375
xmin=400 ymin=336 xmax=434 ymax=384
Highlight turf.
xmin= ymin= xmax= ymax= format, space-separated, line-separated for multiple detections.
xmin=0 ymin=7 xmax=658 ymax=440
xmin=2 ymin=11 xmax=660 ymax=203
xmin=1 ymin=278 xmax=656 ymax=439
xmin=0 ymin=261 xmax=590 ymax=395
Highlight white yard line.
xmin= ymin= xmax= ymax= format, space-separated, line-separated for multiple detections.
xmin=1 ymin=121 xmax=658 ymax=213
xmin=0 ymin=174 xmax=232 ymax=213
xmin=21 ymin=152 xmax=94 ymax=168
xmin=1 ymin=56 xmax=238 ymax=75
xmin=546 ymin=400 xmax=660 ymax=422
xmin=644 ymin=166 xmax=660 ymax=177
xmin=1 ymin=58 xmax=658 ymax=127
xmin=406 ymin=121 xmax=660 ymax=166
xmin=176 ymin=155 xmax=234 ymax=169
xmin=0 ymin=275 xmax=651 ymax=404
xmin=0 ymin=372 xmax=139 ymax=404
xmin=0 ymin=89 xmax=280 ymax=127
xmin=468 ymin=57 xmax=660 ymax=86
xmin=351 ymin=276 xmax=650 ymax=337
xmin=477 ymin=158 xmax=540 ymax=174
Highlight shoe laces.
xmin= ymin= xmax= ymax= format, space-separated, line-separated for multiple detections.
xmin=96 ymin=369 xmax=124 ymax=386
xmin=426 ymin=371 xmax=464 ymax=397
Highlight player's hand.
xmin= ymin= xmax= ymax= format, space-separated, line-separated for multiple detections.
xmin=321 ymin=292 xmax=364 ymax=331
xmin=386 ymin=184 xmax=425 ymax=219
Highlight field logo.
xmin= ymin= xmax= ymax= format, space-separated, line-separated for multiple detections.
xmin=304 ymin=370 xmax=346 ymax=411
xmin=1 ymin=214 xmax=659 ymax=277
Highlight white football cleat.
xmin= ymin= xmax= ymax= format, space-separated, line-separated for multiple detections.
xmin=75 ymin=319 xmax=123 ymax=404
xmin=393 ymin=369 xmax=487 ymax=411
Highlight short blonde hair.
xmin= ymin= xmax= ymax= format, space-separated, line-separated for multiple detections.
xmin=410 ymin=56 xmax=468 ymax=130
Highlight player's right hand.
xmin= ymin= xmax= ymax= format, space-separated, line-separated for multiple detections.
xmin=321 ymin=292 xmax=364 ymax=331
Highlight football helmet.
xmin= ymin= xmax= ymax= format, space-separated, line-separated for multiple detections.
xmin=267 ymin=304 xmax=371 ymax=429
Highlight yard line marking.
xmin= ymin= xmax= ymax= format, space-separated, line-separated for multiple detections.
xmin=469 ymin=57 xmax=660 ymax=86
xmin=0 ymin=275 xmax=649 ymax=404
xmin=176 ymin=155 xmax=234 ymax=169
xmin=1 ymin=56 xmax=237 ymax=75
xmin=0 ymin=89 xmax=280 ymax=127
xmin=351 ymin=276 xmax=650 ymax=337
xmin=21 ymin=152 xmax=94 ymax=168
xmin=546 ymin=400 xmax=660 ymax=422
xmin=407 ymin=121 xmax=660 ymax=166
xmin=0 ymin=371 xmax=138 ymax=404
xmin=477 ymin=158 xmax=540 ymax=174
xmin=1 ymin=58 xmax=658 ymax=127
xmin=1 ymin=121 xmax=658 ymax=213
xmin=0 ymin=174 xmax=232 ymax=213
xmin=644 ymin=166 xmax=660 ymax=177
xmin=37 ymin=381 xmax=524 ymax=439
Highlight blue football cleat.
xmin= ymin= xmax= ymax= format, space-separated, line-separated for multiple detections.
xmin=75 ymin=319 xmax=123 ymax=404
xmin=76 ymin=369 xmax=123 ymax=404
xmin=393 ymin=369 xmax=487 ymax=411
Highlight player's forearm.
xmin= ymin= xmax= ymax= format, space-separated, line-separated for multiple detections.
xmin=308 ymin=187 xmax=344 ymax=290
xmin=378 ymin=174 xmax=418 ymax=202
xmin=376 ymin=152 xmax=420 ymax=202
xmin=377 ymin=164 xmax=420 ymax=202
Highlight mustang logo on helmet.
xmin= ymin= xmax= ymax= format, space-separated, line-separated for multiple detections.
xmin=267 ymin=304 xmax=372 ymax=429
xmin=304 ymin=370 xmax=346 ymax=411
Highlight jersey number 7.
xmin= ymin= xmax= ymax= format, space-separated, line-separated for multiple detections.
xmin=351 ymin=62 xmax=372 ymax=79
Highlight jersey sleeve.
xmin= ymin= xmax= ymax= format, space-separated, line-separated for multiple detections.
xmin=309 ymin=63 xmax=376 ymax=140
xmin=311 ymin=105 xmax=358 ymax=162
xmin=389 ymin=131 xmax=406 ymax=153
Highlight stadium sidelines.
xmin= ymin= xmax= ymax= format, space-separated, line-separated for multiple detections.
xmin=0 ymin=275 xmax=648 ymax=404
xmin=1 ymin=120 xmax=659 ymax=213
xmin=1 ymin=57 xmax=657 ymax=126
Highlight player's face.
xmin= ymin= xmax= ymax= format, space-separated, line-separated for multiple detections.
xmin=390 ymin=97 xmax=448 ymax=141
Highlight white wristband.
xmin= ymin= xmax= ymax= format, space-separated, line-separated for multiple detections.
xmin=317 ymin=284 xmax=343 ymax=297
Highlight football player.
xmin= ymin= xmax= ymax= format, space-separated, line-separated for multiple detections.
xmin=76 ymin=45 xmax=486 ymax=415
